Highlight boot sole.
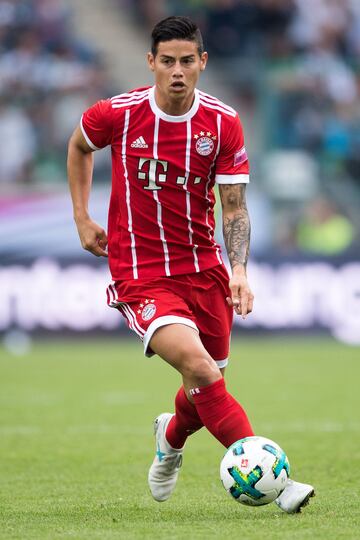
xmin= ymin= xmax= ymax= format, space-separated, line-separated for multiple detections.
xmin=295 ymin=488 xmax=315 ymax=513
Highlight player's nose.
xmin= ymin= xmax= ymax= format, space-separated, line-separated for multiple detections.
xmin=172 ymin=61 xmax=184 ymax=77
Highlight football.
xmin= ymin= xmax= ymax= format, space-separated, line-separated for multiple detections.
xmin=220 ymin=436 xmax=290 ymax=506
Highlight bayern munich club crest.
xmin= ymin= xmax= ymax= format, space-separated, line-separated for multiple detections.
xmin=137 ymin=299 xmax=156 ymax=321
xmin=194 ymin=130 xmax=217 ymax=156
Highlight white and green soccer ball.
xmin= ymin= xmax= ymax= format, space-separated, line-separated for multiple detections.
xmin=220 ymin=436 xmax=290 ymax=506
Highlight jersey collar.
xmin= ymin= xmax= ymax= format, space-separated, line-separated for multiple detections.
xmin=149 ymin=86 xmax=200 ymax=122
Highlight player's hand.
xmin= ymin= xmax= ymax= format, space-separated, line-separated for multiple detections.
xmin=226 ymin=266 xmax=254 ymax=319
xmin=75 ymin=217 xmax=108 ymax=257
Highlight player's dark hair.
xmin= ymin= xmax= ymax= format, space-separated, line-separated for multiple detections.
xmin=151 ymin=16 xmax=204 ymax=57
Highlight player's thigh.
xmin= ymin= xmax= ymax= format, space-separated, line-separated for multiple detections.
xmin=150 ymin=323 xmax=220 ymax=385
xmin=193 ymin=268 xmax=233 ymax=368
xmin=109 ymin=278 xmax=220 ymax=384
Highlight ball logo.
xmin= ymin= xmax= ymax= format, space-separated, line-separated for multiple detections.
xmin=241 ymin=458 xmax=249 ymax=468
xmin=196 ymin=136 xmax=214 ymax=156
xmin=141 ymin=303 xmax=156 ymax=321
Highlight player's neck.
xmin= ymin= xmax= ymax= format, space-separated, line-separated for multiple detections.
xmin=154 ymin=88 xmax=195 ymax=116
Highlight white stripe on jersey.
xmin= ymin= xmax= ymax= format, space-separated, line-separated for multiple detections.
xmin=80 ymin=115 xmax=100 ymax=150
xmin=198 ymin=90 xmax=236 ymax=111
xmin=216 ymin=173 xmax=250 ymax=184
xmin=215 ymin=114 xmax=223 ymax=263
xmin=198 ymin=91 xmax=236 ymax=116
xmin=111 ymin=89 xmax=150 ymax=102
xmin=152 ymin=116 xmax=171 ymax=277
xmin=199 ymin=98 xmax=236 ymax=117
xmin=112 ymin=95 xmax=149 ymax=109
xmin=122 ymin=109 xmax=138 ymax=279
xmin=204 ymin=113 xmax=223 ymax=265
xmin=184 ymin=120 xmax=200 ymax=273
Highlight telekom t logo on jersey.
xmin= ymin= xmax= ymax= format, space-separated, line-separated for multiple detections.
xmin=137 ymin=158 xmax=201 ymax=190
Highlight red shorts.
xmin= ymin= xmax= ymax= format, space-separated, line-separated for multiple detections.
xmin=107 ymin=264 xmax=233 ymax=367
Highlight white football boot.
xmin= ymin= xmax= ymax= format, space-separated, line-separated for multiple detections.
xmin=275 ymin=479 xmax=315 ymax=513
xmin=148 ymin=412 xmax=184 ymax=502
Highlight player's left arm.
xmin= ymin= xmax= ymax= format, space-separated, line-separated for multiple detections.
xmin=219 ymin=183 xmax=254 ymax=318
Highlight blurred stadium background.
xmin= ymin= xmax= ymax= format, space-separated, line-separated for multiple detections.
xmin=1 ymin=3 xmax=360 ymax=539
xmin=0 ymin=0 xmax=360 ymax=350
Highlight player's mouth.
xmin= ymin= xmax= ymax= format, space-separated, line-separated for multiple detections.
xmin=170 ymin=81 xmax=186 ymax=91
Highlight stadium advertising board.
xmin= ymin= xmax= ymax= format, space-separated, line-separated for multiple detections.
xmin=0 ymin=258 xmax=359 ymax=345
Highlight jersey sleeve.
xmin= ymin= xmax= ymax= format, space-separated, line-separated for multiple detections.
xmin=80 ymin=99 xmax=114 ymax=150
xmin=215 ymin=113 xmax=250 ymax=184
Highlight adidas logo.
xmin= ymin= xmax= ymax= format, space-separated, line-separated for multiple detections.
xmin=131 ymin=136 xmax=148 ymax=148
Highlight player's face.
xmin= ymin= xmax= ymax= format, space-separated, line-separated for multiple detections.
xmin=148 ymin=40 xmax=208 ymax=114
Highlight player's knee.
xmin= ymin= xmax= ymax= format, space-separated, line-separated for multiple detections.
xmin=184 ymin=353 xmax=221 ymax=386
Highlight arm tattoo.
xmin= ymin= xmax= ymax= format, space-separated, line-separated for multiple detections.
xmin=220 ymin=184 xmax=251 ymax=269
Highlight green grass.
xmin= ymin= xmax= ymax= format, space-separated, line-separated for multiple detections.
xmin=0 ymin=337 xmax=359 ymax=540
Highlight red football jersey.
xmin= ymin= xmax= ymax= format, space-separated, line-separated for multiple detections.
xmin=81 ymin=86 xmax=249 ymax=280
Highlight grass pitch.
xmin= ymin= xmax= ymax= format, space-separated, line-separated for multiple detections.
xmin=0 ymin=336 xmax=359 ymax=540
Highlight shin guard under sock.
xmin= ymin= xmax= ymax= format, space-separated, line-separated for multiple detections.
xmin=165 ymin=386 xmax=204 ymax=449
xmin=191 ymin=378 xmax=254 ymax=448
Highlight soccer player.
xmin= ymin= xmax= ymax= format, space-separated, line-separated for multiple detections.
xmin=67 ymin=16 xmax=314 ymax=513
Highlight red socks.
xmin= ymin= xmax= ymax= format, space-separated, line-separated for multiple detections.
xmin=165 ymin=379 xmax=254 ymax=449
xmin=191 ymin=378 xmax=254 ymax=448
xmin=165 ymin=386 xmax=204 ymax=449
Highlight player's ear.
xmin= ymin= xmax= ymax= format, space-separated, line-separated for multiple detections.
xmin=147 ymin=52 xmax=155 ymax=72
xmin=200 ymin=51 xmax=208 ymax=71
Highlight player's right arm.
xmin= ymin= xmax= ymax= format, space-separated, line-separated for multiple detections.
xmin=67 ymin=126 xmax=108 ymax=257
